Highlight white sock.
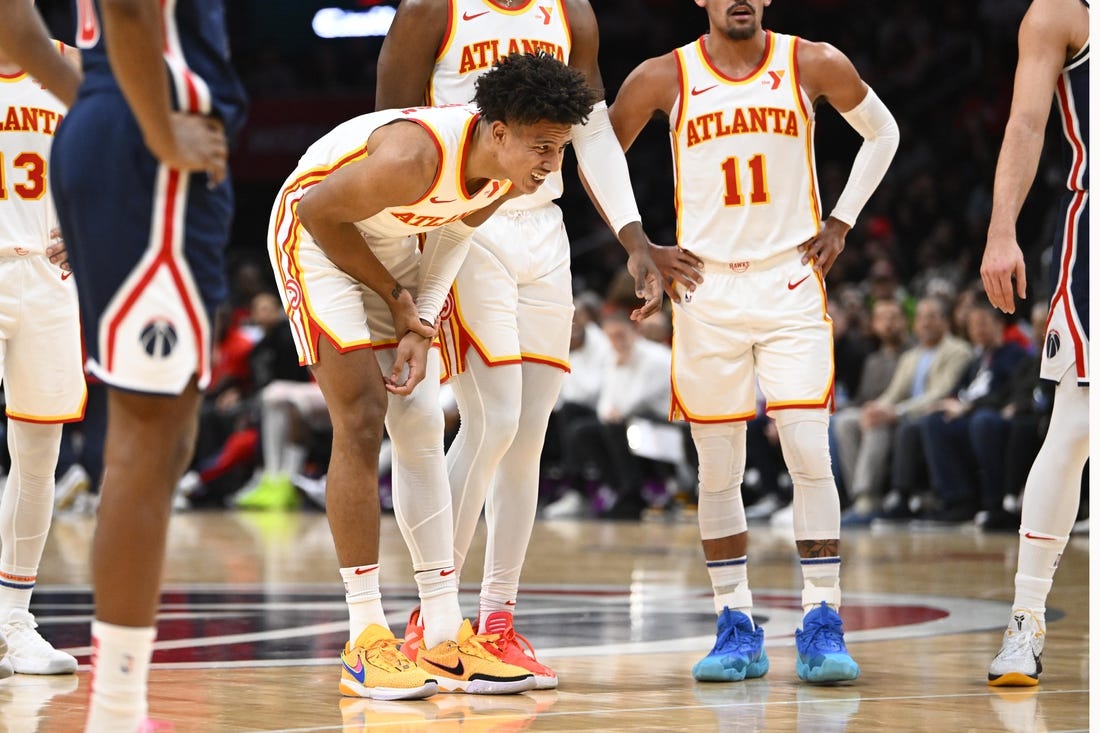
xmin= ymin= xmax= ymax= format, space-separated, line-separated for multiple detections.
xmin=414 ymin=567 xmax=462 ymax=649
xmin=477 ymin=594 xmax=514 ymax=629
xmin=706 ymin=557 xmax=752 ymax=620
xmin=84 ymin=621 xmax=156 ymax=733
xmin=0 ymin=568 xmax=35 ymax=613
xmin=339 ymin=565 xmax=387 ymax=644
xmin=800 ymin=557 xmax=842 ymax=613
xmin=1012 ymin=573 xmax=1053 ymax=625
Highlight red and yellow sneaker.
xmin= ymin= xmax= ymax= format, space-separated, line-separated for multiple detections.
xmin=339 ymin=624 xmax=439 ymax=700
xmin=478 ymin=611 xmax=558 ymax=689
xmin=401 ymin=607 xmax=424 ymax=663
xmin=417 ymin=619 xmax=535 ymax=695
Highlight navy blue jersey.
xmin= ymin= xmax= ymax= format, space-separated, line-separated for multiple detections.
xmin=1041 ymin=5 xmax=1089 ymax=384
xmin=74 ymin=0 xmax=247 ymax=139
xmin=1056 ymin=27 xmax=1088 ymax=192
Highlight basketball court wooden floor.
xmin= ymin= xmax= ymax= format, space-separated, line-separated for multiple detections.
xmin=3 ymin=511 xmax=1089 ymax=732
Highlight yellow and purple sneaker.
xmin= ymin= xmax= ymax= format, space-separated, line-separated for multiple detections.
xmin=339 ymin=624 xmax=438 ymax=700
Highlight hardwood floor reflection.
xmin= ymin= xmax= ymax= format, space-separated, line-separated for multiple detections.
xmin=8 ymin=510 xmax=1090 ymax=732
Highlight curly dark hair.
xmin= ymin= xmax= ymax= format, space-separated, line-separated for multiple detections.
xmin=473 ymin=52 xmax=599 ymax=127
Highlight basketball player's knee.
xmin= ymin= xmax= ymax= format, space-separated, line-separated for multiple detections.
xmin=332 ymin=393 xmax=387 ymax=450
xmin=690 ymin=421 xmax=747 ymax=494
xmin=9 ymin=422 xmax=62 ymax=476
xmin=386 ymin=395 xmax=444 ymax=447
xmin=773 ymin=409 xmax=832 ymax=481
xmin=1053 ymin=384 xmax=1090 ymax=447
xmin=480 ymin=404 xmax=521 ymax=449
xmin=691 ymin=422 xmax=749 ymax=538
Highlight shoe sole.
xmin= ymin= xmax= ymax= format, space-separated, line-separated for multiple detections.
xmin=10 ymin=659 xmax=78 ymax=675
xmin=434 ymin=674 xmax=536 ymax=694
xmin=988 ymin=672 xmax=1039 ymax=687
xmin=797 ymin=656 xmax=860 ymax=683
xmin=339 ymin=678 xmax=439 ymax=700
xmin=532 ymin=674 xmax=558 ymax=689
xmin=692 ymin=655 xmax=770 ymax=682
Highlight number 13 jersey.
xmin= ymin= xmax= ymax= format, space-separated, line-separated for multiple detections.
xmin=0 ymin=42 xmax=67 ymax=256
xmin=671 ymin=31 xmax=821 ymax=263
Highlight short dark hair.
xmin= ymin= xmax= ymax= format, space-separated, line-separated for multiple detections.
xmin=474 ymin=52 xmax=598 ymax=127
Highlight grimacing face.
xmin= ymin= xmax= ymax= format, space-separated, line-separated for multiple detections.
xmin=493 ymin=120 xmax=572 ymax=195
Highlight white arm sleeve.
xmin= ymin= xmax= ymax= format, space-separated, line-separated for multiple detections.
xmin=572 ymin=100 xmax=642 ymax=235
xmin=829 ymin=87 xmax=900 ymax=227
xmin=416 ymin=221 xmax=475 ymax=324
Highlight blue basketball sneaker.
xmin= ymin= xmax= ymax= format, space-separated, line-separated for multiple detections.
xmin=692 ymin=607 xmax=769 ymax=682
xmin=795 ymin=602 xmax=860 ymax=683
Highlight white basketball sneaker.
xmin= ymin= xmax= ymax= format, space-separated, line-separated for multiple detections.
xmin=988 ymin=609 xmax=1045 ymax=686
xmin=0 ymin=609 xmax=78 ymax=675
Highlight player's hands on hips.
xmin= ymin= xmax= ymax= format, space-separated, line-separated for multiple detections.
xmin=649 ymin=243 xmax=703 ymax=304
xmin=386 ymin=330 xmax=432 ymax=396
xmin=625 ymin=247 xmax=664 ymax=321
xmin=799 ymin=217 xmax=849 ymax=277
xmin=46 ymin=228 xmax=71 ymax=272
xmin=150 ymin=113 xmax=228 ymax=185
xmin=980 ymin=234 xmax=1026 ymax=314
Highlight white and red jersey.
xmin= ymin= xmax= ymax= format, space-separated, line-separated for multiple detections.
xmin=0 ymin=41 xmax=68 ymax=257
xmin=429 ymin=0 xmax=571 ymax=210
xmin=273 ymin=104 xmax=510 ymax=250
xmin=670 ymin=32 xmax=821 ymax=263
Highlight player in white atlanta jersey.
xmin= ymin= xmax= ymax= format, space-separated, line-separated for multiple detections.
xmin=377 ymin=0 xmax=688 ymax=689
xmin=0 ymin=38 xmax=85 ymax=677
xmin=608 ymin=0 xmax=898 ymax=683
xmin=269 ymin=53 xmax=599 ymax=696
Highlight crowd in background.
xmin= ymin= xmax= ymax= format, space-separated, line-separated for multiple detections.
xmin=8 ymin=0 xmax=1085 ymax=530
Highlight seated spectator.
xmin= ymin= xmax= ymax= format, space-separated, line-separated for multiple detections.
xmin=559 ymin=310 xmax=671 ymax=520
xmin=233 ymin=292 xmax=318 ymax=510
xmin=976 ymin=302 xmax=1053 ymax=530
xmin=830 ymin=298 xmax=912 ymax=523
xmin=541 ymin=292 xmax=611 ymax=518
xmin=917 ymin=300 xmax=1029 ymax=523
xmin=866 ymin=296 xmax=972 ymax=521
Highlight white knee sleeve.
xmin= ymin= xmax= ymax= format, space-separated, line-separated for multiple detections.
xmin=448 ymin=359 xmax=523 ymax=573
xmin=0 ymin=422 xmax=62 ymax=573
xmin=773 ymin=409 xmax=840 ymax=541
xmin=383 ymin=352 xmax=454 ymax=571
xmin=482 ymin=362 xmax=563 ymax=603
xmin=1020 ymin=380 xmax=1090 ymax=540
xmin=690 ymin=422 xmax=748 ymax=540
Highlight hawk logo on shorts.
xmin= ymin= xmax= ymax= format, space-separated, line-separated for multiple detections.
xmin=285 ymin=279 xmax=302 ymax=310
xmin=1045 ymin=330 xmax=1061 ymax=359
xmin=140 ymin=319 xmax=179 ymax=358
xmin=730 ymin=261 xmax=750 ymax=273
xmin=439 ymin=292 xmax=455 ymax=321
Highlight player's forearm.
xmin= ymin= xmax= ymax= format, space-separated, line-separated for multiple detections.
xmin=0 ymin=1 xmax=81 ymax=105
xmin=830 ymin=88 xmax=899 ymax=227
xmin=417 ymin=222 xmax=475 ymax=323
xmin=987 ymin=118 xmax=1047 ymax=239
xmin=573 ymin=101 xmax=643 ymax=237
xmin=101 ymin=0 xmax=177 ymax=160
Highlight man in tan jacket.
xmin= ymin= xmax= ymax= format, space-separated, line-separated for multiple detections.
xmin=839 ymin=296 xmax=971 ymax=521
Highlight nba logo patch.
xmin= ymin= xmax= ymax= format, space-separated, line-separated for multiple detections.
xmin=140 ymin=318 xmax=179 ymax=358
